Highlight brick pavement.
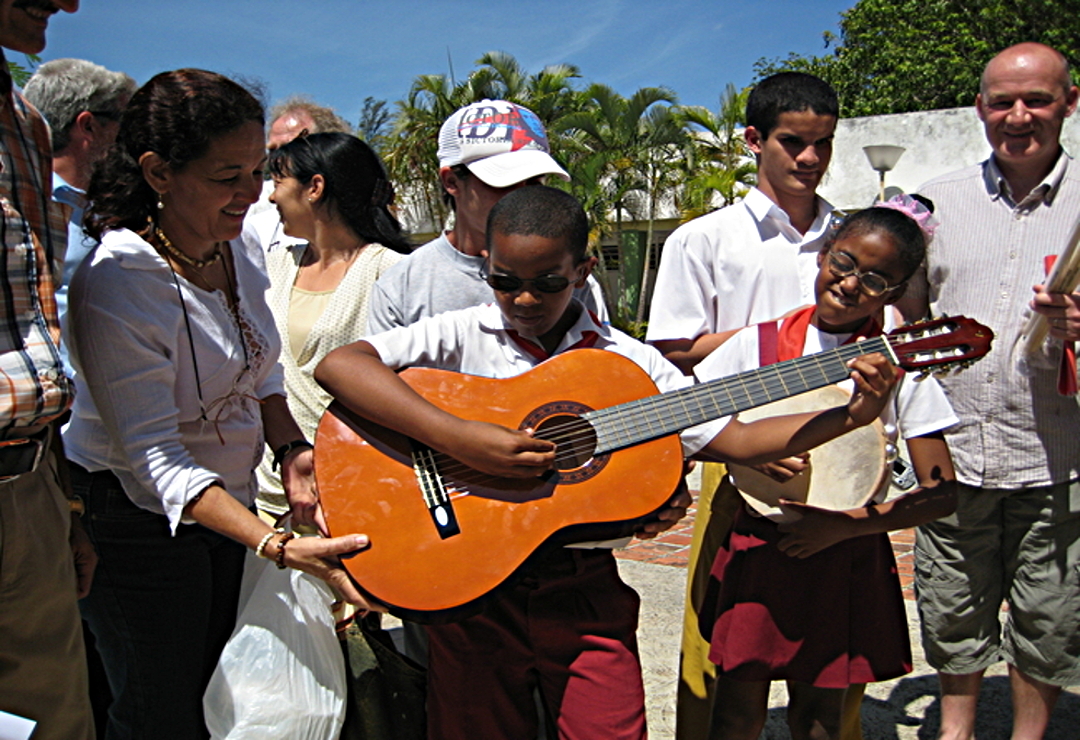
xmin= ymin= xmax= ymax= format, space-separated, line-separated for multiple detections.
xmin=615 ymin=498 xmax=919 ymax=600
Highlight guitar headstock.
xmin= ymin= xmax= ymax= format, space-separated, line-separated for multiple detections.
xmin=887 ymin=316 xmax=994 ymax=375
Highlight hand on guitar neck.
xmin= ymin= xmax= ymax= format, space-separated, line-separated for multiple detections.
xmin=696 ymin=352 xmax=897 ymax=466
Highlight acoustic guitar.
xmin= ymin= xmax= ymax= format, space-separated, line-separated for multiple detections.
xmin=315 ymin=316 xmax=992 ymax=621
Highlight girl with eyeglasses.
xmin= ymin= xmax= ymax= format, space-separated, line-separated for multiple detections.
xmin=694 ymin=197 xmax=959 ymax=740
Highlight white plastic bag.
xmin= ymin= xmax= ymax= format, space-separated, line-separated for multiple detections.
xmin=204 ymin=553 xmax=346 ymax=740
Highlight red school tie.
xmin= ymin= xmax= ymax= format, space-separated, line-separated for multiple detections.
xmin=505 ymin=329 xmax=600 ymax=361
xmin=1045 ymin=254 xmax=1077 ymax=396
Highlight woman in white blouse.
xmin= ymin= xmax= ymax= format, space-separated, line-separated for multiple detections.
xmin=63 ymin=69 xmax=374 ymax=738
xmin=255 ymin=132 xmax=410 ymax=521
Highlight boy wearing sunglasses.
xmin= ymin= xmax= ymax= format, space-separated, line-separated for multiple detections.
xmin=316 ymin=185 xmax=898 ymax=740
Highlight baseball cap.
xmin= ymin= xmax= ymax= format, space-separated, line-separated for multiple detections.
xmin=437 ymin=100 xmax=570 ymax=187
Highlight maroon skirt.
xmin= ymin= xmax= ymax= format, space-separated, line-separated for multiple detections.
xmin=702 ymin=492 xmax=911 ymax=688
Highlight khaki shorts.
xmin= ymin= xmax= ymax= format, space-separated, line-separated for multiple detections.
xmin=914 ymin=481 xmax=1080 ymax=686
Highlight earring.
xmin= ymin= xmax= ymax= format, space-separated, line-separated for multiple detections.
xmin=157 ymin=195 xmax=164 ymax=211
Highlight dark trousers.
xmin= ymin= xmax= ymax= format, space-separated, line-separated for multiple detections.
xmin=73 ymin=464 xmax=245 ymax=740
xmin=425 ymin=548 xmax=646 ymax=740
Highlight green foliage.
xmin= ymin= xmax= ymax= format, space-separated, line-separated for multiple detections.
xmin=755 ymin=0 xmax=1080 ymax=116
xmin=7 ymin=54 xmax=40 ymax=88
xmin=676 ymin=83 xmax=757 ymax=220
xmin=357 ymin=97 xmax=391 ymax=154
xmin=554 ymin=83 xmax=683 ymax=323
xmin=380 ymin=52 xmax=758 ymax=324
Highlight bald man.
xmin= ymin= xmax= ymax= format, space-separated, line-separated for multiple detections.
xmin=908 ymin=43 xmax=1080 ymax=740
xmin=266 ymin=95 xmax=350 ymax=150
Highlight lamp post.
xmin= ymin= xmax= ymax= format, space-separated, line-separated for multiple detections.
xmin=863 ymin=145 xmax=906 ymax=202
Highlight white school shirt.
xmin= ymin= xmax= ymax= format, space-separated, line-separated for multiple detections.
xmin=646 ymin=188 xmax=834 ymax=343
xmin=64 ymin=226 xmax=285 ymax=531
xmin=693 ymin=314 xmax=958 ymax=498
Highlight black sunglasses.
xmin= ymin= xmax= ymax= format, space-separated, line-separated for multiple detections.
xmin=480 ymin=263 xmax=573 ymax=294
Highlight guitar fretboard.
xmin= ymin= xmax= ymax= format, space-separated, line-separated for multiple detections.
xmin=584 ymin=335 xmax=893 ymax=454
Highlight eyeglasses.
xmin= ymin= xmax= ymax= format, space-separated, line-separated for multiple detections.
xmin=826 ymin=250 xmax=905 ymax=297
xmin=479 ymin=263 xmax=573 ymax=294
xmin=89 ymin=110 xmax=122 ymax=122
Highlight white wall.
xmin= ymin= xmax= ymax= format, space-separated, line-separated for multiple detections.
xmin=819 ymin=106 xmax=1080 ymax=210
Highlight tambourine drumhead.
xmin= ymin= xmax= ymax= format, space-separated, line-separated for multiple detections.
xmin=727 ymin=386 xmax=888 ymax=522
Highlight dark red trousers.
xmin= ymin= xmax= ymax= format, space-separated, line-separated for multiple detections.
xmin=425 ymin=548 xmax=647 ymax=740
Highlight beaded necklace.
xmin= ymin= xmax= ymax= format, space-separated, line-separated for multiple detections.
xmin=155 ymin=227 xmax=223 ymax=269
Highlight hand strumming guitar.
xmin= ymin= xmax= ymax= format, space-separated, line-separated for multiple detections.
xmin=446 ymin=420 xmax=557 ymax=479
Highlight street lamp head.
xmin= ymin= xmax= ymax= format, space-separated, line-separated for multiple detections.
xmin=863 ymin=144 xmax=906 ymax=173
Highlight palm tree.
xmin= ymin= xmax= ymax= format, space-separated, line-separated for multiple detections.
xmin=556 ymin=83 xmax=679 ymax=326
xmin=633 ymin=104 xmax=687 ymax=323
xmin=675 ymin=83 xmax=756 ymax=220
xmin=382 ymin=53 xmax=583 ymax=238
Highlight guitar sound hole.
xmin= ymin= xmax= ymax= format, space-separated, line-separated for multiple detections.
xmin=533 ymin=414 xmax=597 ymax=471
xmin=521 ymin=401 xmax=609 ymax=484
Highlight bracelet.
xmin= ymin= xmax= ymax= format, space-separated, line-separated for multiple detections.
xmin=275 ymin=531 xmax=296 ymax=570
xmin=255 ymin=527 xmax=284 ymax=559
xmin=272 ymin=439 xmax=313 ymax=471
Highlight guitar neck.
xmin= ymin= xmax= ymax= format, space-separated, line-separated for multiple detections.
xmin=585 ymin=335 xmax=894 ymax=454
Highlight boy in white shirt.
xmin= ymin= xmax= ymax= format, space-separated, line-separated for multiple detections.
xmin=316 ymin=185 xmax=897 ymax=740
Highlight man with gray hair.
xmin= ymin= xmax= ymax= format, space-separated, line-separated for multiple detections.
xmin=24 ymin=58 xmax=135 ymax=372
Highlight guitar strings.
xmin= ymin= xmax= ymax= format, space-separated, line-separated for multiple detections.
xmin=586 ymin=341 xmax=877 ymax=450
xmin=411 ymin=344 xmax=870 ymax=484
xmin=399 ymin=333 xmax=918 ymax=487
xmin=414 ymin=414 xmax=601 ymax=483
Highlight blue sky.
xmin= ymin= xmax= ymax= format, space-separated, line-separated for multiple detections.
xmin=43 ymin=0 xmax=852 ymax=125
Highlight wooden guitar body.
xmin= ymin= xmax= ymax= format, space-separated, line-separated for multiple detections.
xmin=315 ymin=349 xmax=684 ymax=621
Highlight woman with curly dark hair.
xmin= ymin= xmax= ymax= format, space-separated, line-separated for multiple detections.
xmin=63 ymin=69 xmax=376 ymax=738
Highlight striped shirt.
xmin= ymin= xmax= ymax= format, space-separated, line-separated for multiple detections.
xmin=916 ymin=153 xmax=1080 ymax=489
xmin=0 ymin=61 xmax=73 ymax=429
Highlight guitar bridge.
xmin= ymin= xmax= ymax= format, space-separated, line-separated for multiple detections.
xmin=412 ymin=443 xmax=461 ymax=539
